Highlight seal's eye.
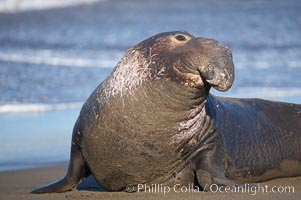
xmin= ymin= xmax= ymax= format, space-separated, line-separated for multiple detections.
xmin=175 ymin=35 xmax=187 ymax=41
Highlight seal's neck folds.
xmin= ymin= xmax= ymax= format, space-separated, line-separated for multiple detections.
xmin=172 ymin=96 xmax=216 ymax=158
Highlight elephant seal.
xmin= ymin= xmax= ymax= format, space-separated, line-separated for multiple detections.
xmin=31 ymin=31 xmax=301 ymax=193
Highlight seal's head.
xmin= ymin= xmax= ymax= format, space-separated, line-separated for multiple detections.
xmin=105 ymin=31 xmax=234 ymax=100
xmin=130 ymin=31 xmax=234 ymax=92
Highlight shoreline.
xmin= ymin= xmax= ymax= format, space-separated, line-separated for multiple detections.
xmin=0 ymin=160 xmax=68 ymax=172
xmin=1 ymin=164 xmax=300 ymax=200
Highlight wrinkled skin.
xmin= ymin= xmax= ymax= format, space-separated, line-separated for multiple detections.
xmin=31 ymin=31 xmax=301 ymax=193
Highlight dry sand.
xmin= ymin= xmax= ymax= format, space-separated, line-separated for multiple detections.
xmin=0 ymin=163 xmax=300 ymax=200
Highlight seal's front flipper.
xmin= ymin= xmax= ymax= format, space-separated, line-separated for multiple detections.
xmin=197 ymin=174 xmax=242 ymax=191
xmin=195 ymin=166 xmax=242 ymax=191
xmin=212 ymin=177 xmax=243 ymax=187
xmin=31 ymin=149 xmax=90 ymax=194
xmin=31 ymin=126 xmax=90 ymax=194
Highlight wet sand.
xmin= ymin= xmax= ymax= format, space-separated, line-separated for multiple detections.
xmin=1 ymin=164 xmax=300 ymax=200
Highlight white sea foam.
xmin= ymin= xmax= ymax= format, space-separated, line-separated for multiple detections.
xmin=0 ymin=53 xmax=116 ymax=68
xmin=235 ymin=87 xmax=301 ymax=98
xmin=0 ymin=0 xmax=105 ymax=13
xmin=235 ymin=61 xmax=301 ymax=69
xmin=213 ymin=87 xmax=301 ymax=101
xmin=0 ymin=102 xmax=82 ymax=113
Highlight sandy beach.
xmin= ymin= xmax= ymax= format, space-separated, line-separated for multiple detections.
xmin=0 ymin=164 xmax=300 ymax=200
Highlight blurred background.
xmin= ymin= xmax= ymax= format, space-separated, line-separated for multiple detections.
xmin=0 ymin=0 xmax=300 ymax=171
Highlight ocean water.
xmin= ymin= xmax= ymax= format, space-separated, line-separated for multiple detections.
xmin=0 ymin=0 xmax=300 ymax=171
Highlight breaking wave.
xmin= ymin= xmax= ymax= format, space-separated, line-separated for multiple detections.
xmin=0 ymin=0 xmax=105 ymax=13
xmin=0 ymin=102 xmax=82 ymax=114
xmin=0 ymin=53 xmax=116 ymax=68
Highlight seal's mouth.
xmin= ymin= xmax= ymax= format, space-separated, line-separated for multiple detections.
xmin=174 ymin=58 xmax=234 ymax=91
xmin=173 ymin=65 xmax=204 ymax=88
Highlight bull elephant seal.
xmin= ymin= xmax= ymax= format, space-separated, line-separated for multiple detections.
xmin=31 ymin=31 xmax=301 ymax=193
